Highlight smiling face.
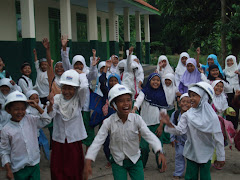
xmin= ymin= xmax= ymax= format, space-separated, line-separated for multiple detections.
xmin=189 ymin=91 xmax=201 ymax=108
xmin=109 ymin=77 xmax=119 ymax=89
xmin=227 ymin=58 xmax=234 ymax=67
xmin=21 ymin=65 xmax=31 ymax=77
xmin=210 ymin=68 xmax=220 ymax=78
xmin=61 ymin=85 xmax=76 ymax=100
xmin=187 ymin=63 xmax=195 ymax=73
xmin=165 ymin=79 xmax=172 ymax=87
xmin=112 ymin=57 xmax=119 ymax=67
xmin=150 ymin=76 xmax=161 ymax=89
xmin=179 ymin=96 xmax=191 ymax=113
xmin=6 ymin=102 xmax=27 ymax=122
xmin=214 ymin=82 xmax=224 ymax=96
xmin=0 ymin=85 xmax=10 ymax=95
xmin=114 ymin=94 xmax=132 ymax=118
xmin=29 ymin=94 xmax=39 ymax=104
xmin=55 ymin=63 xmax=64 ymax=76
xmin=159 ymin=60 xmax=167 ymax=68
xmin=73 ymin=61 xmax=84 ymax=70
xmin=208 ymin=58 xmax=214 ymax=66
xmin=181 ymin=56 xmax=188 ymax=65
xmin=40 ymin=61 xmax=48 ymax=72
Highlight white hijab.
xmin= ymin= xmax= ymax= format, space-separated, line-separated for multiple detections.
xmin=187 ymin=86 xmax=221 ymax=133
xmin=54 ymin=87 xmax=79 ymax=121
xmin=157 ymin=55 xmax=174 ymax=75
xmin=72 ymin=55 xmax=89 ymax=74
xmin=0 ymin=78 xmax=15 ymax=101
xmin=163 ymin=73 xmax=177 ymax=106
xmin=175 ymin=52 xmax=190 ymax=76
xmin=224 ymin=55 xmax=238 ymax=78
xmin=95 ymin=61 xmax=106 ymax=97
xmin=211 ymin=80 xmax=228 ymax=113
xmin=54 ymin=62 xmax=63 ymax=87
xmin=26 ymin=90 xmax=44 ymax=115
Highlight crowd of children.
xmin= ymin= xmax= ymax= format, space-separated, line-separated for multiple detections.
xmin=0 ymin=39 xmax=239 ymax=180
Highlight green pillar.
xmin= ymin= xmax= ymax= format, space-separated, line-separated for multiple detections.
xmin=124 ymin=42 xmax=130 ymax=58
xmin=110 ymin=41 xmax=119 ymax=56
xmin=145 ymin=42 xmax=150 ymax=64
xmin=22 ymin=38 xmax=36 ymax=82
xmin=136 ymin=42 xmax=142 ymax=63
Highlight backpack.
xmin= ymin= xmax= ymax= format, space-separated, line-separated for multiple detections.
xmin=18 ymin=76 xmax=29 ymax=87
xmin=234 ymin=131 xmax=240 ymax=151
xmin=173 ymin=109 xmax=181 ymax=126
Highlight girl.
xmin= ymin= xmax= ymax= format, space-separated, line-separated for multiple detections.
xmin=94 ymin=61 xmax=106 ymax=97
xmin=170 ymin=93 xmax=191 ymax=180
xmin=179 ymin=58 xmax=201 ymax=94
xmin=49 ymin=69 xmax=88 ymax=180
xmin=132 ymin=73 xmax=168 ymax=169
xmin=175 ymin=52 xmax=190 ymax=87
xmin=18 ymin=62 xmax=33 ymax=95
xmin=0 ymin=57 xmax=11 ymax=79
xmin=162 ymin=82 xmax=225 ymax=179
xmin=116 ymin=59 xmax=126 ymax=79
xmin=157 ymin=55 xmax=174 ymax=78
xmin=84 ymin=84 xmax=166 ymax=180
xmin=26 ymin=90 xmax=51 ymax=161
xmin=200 ymin=54 xmax=224 ymax=76
xmin=33 ymin=49 xmax=49 ymax=105
xmin=108 ymin=55 xmax=119 ymax=74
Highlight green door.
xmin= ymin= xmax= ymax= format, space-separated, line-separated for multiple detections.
xmin=49 ymin=18 xmax=61 ymax=63
xmin=106 ymin=19 xmax=110 ymax=58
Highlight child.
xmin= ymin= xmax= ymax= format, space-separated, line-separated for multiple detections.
xmin=170 ymin=93 xmax=191 ymax=180
xmin=94 ymin=61 xmax=106 ymax=97
xmin=18 ymin=62 xmax=33 ymax=95
xmin=25 ymin=90 xmax=51 ymax=160
xmin=108 ymin=55 xmax=119 ymax=74
xmin=49 ymin=69 xmax=89 ymax=180
xmin=223 ymin=55 xmax=240 ymax=129
xmin=175 ymin=52 xmax=190 ymax=87
xmin=0 ymin=57 xmax=11 ymax=79
xmin=116 ymin=59 xmax=126 ymax=79
xmin=83 ymin=84 xmax=166 ymax=180
xmin=33 ymin=49 xmax=49 ymax=105
xmin=162 ymin=82 xmax=225 ymax=179
xmin=0 ymin=91 xmax=51 ymax=180
xmin=131 ymin=73 xmax=168 ymax=169
xmin=179 ymin=58 xmax=201 ymax=94
xmin=157 ymin=55 xmax=174 ymax=78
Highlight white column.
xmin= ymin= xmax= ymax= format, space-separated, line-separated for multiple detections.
xmin=88 ymin=0 xmax=98 ymax=40
xmin=135 ymin=11 xmax=141 ymax=42
xmin=101 ymin=17 xmax=107 ymax=42
xmin=115 ymin=15 xmax=119 ymax=42
xmin=21 ymin=0 xmax=35 ymax=38
xmin=144 ymin=14 xmax=150 ymax=42
xmin=124 ymin=7 xmax=130 ymax=42
xmin=108 ymin=2 xmax=116 ymax=41
xmin=60 ymin=0 xmax=72 ymax=39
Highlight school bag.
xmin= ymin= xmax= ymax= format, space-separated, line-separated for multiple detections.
xmin=17 ymin=76 xmax=29 ymax=87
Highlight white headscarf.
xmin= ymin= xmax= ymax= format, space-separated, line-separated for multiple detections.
xmin=224 ymin=55 xmax=238 ymax=78
xmin=54 ymin=62 xmax=63 ymax=87
xmin=175 ymin=52 xmax=190 ymax=76
xmin=157 ymin=55 xmax=174 ymax=75
xmin=0 ymin=78 xmax=14 ymax=102
xmin=187 ymin=86 xmax=221 ymax=133
xmin=26 ymin=90 xmax=44 ymax=115
xmin=72 ymin=55 xmax=89 ymax=74
xmin=180 ymin=93 xmax=189 ymax=101
xmin=211 ymin=80 xmax=228 ymax=113
xmin=98 ymin=61 xmax=106 ymax=76
xmin=163 ymin=73 xmax=177 ymax=106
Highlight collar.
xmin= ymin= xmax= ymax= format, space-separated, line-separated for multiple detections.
xmin=22 ymin=75 xmax=30 ymax=80
xmin=114 ymin=113 xmax=133 ymax=122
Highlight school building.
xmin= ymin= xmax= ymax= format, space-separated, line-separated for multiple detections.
xmin=0 ymin=0 xmax=159 ymax=80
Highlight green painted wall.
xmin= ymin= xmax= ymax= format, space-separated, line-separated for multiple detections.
xmin=98 ymin=42 xmax=108 ymax=60
xmin=109 ymin=41 xmax=119 ymax=56
xmin=136 ymin=42 xmax=142 ymax=63
xmin=72 ymin=42 xmax=91 ymax=66
xmin=145 ymin=42 xmax=150 ymax=64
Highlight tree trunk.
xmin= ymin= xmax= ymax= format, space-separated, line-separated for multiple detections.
xmin=221 ymin=0 xmax=226 ymax=65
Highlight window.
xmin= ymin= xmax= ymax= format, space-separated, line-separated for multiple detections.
xmin=76 ymin=13 xmax=87 ymax=42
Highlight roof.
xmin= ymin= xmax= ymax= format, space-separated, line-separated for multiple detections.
xmin=133 ymin=0 xmax=159 ymax=12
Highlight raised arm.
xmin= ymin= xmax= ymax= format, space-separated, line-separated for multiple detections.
xmin=61 ymin=35 xmax=72 ymax=71
xmin=42 ymin=38 xmax=51 ymax=66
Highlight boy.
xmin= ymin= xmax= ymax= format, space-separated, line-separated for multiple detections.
xmin=170 ymin=93 xmax=191 ymax=180
xmin=0 ymin=91 xmax=52 ymax=180
xmin=18 ymin=62 xmax=33 ymax=95
xmin=83 ymin=84 xmax=166 ymax=180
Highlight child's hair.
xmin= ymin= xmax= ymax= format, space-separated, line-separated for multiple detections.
xmin=21 ymin=62 xmax=31 ymax=70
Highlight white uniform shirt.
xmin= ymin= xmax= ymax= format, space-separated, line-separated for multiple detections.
xmin=134 ymin=91 xmax=167 ymax=126
xmin=49 ymin=74 xmax=89 ymax=143
xmin=34 ymin=60 xmax=49 ymax=98
xmin=165 ymin=112 xmax=225 ymax=163
xmin=18 ymin=75 xmax=33 ymax=95
xmin=61 ymin=48 xmax=98 ymax=111
xmin=0 ymin=110 xmax=11 ymax=131
xmin=86 ymin=113 xmax=163 ymax=166
xmin=0 ymin=113 xmax=51 ymax=172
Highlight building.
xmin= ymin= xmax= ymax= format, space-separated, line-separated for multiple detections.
xmin=0 ymin=0 xmax=159 ymax=80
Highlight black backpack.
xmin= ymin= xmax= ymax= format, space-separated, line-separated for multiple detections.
xmin=18 ymin=76 xmax=29 ymax=87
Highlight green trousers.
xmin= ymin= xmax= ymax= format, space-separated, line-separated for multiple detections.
xmin=111 ymin=158 xmax=144 ymax=180
xmin=82 ymin=111 xmax=95 ymax=147
xmin=140 ymin=124 xmax=162 ymax=168
xmin=185 ymin=159 xmax=211 ymax=180
xmin=14 ymin=164 xmax=40 ymax=180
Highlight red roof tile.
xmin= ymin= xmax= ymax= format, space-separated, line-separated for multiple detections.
xmin=133 ymin=0 xmax=159 ymax=11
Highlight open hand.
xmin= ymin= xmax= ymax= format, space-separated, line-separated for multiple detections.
xmin=61 ymin=35 xmax=69 ymax=50
xmin=158 ymin=153 xmax=167 ymax=173
xmin=196 ymin=47 xmax=201 ymax=55
xmin=42 ymin=38 xmax=50 ymax=49
xmin=129 ymin=46 xmax=134 ymax=55
xmin=27 ymin=100 xmax=38 ymax=108
xmin=92 ymin=57 xmax=100 ymax=67
xmin=198 ymin=67 xmax=204 ymax=73
xmin=105 ymin=59 xmax=112 ymax=68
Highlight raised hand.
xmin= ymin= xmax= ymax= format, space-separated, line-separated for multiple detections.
xmin=42 ymin=38 xmax=50 ymax=49
xmin=61 ymin=35 xmax=69 ymax=50
xmin=27 ymin=100 xmax=38 ymax=108
xmin=196 ymin=47 xmax=201 ymax=55
xmin=105 ymin=59 xmax=112 ymax=68
xmin=92 ymin=57 xmax=100 ymax=67
xmin=129 ymin=46 xmax=134 ymax=55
